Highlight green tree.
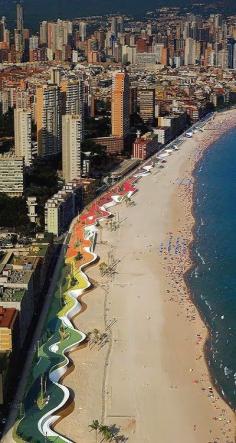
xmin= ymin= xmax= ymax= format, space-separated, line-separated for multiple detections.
xmin=89 ymin=419 xmax=100 ymax=442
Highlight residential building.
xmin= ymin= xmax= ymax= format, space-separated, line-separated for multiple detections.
xmin=139 ymin=88 xmax=155 ymax=124
xmin=62 ymin=114 xmax=82 ymax=182
xmin=36 ymin=84 xmax=62 ymax=157
xmin=79 ymin=21 xmax=87 ymax=42
xmin=16 ymin=3 xmax=24 ymax=32
xmin=0 ymin=307 xmax=19 ymax=354
xmin=0 ymin=154 xmax=24 ymax=196
xmin=111 ymin=70 xmax=130 ymax=138
xmin=14 ymin=108 xmax=32 ymax=166
xmin=60 ymin=79 xmax=84 ymax=124
xmin=132 ymin=132 xmax=160 ymax=160
xmin=45 ymin=181 xmax=83 ymax=236
xmin=49 ymin=67 xmax=62 ymax=86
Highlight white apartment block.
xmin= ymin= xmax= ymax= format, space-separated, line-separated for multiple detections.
xmin=45 ymin=181 xmax=83 ymax=236
xmin=14 ymin=108 xmax=32 ymax=166
xmin=62 ymin=114 xmax=82 ymax=183
xmin=0 ymin=154 xmax=24 ymax=196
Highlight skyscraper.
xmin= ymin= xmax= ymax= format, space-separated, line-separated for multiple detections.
xmin=40 ymin=21 xmax=48 ymax=46
xmin=62 ymin=114 xmax=82 ymax=182
xmin=36 ymin=84 xmax=62 ymax=157
xmin=139 ymin=88 xmax=155 ymax=124
xmin=0 ymin=17 xmax=6 ymax=42
xmin=60 ymin=80 xmax=84 ymax=137
xmin=184 ymin=37 xmax=196 ymax=65
xmin=60 ymin=80 xmax=84 ymax=115
xmin=14 ymin=108 xmax=32 ymax=166
xmin=79 ymin=21 xmax=87 ymax=42
xmin=112 ymin=71 xmax=130 ymax=138
xmin=16 ymin=3 xmax=24 ymax=32
xmin=111 ymin=17 xmax=118 ymax=37
xmin=50 ymin=67 xmax=62 ymax=86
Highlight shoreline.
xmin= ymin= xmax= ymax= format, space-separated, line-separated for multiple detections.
xmin=185 ymin=113 xmax=236 ymax=413
xmin=54 ymin=109 xmax=236 ymax=443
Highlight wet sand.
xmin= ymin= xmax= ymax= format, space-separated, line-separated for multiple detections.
xmin=56 ymin=110 xmax=236 ymax=443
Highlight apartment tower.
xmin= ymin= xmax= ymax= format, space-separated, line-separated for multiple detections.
xmin=60 ymin=79 xmax=84 ymax=136
xmin=111 ymin=70 xmax=130 ymax=138
xmin=36 ymin=84 xmax=62 ymax=157
xmin=139 ymin=88 xmax=155 ymax=124
xmin=16 ymin=3 xmax=24 ymax=32
xmin=14 ymin=108 xmax=32 ymax=166
xmin=62 ymin=114 xmax=82 ymax=182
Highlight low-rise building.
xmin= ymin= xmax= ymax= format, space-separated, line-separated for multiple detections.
xmin=0 ymin=241 xmax=53 ymax=348
xmin=91 ymin=136 xmax=125 ymax=155
xmin=0 ymin=154 xmax=24 ymax=196
xmin=132 ymin=132 xmax=161 ymax=160
xmin=0 ymin=306 xmax=19 ymax=353
xmin=153 ymin=126 xmax=172 ymax=144
xmin=0 ymin=306 xmax=19 ymax=405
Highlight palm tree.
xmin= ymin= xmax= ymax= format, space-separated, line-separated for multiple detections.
xmin=99 ymin=425 xmax=113 ymax=442
xmin=103 ymin=428 xmax=113 ymax=441
xmin=75 ymin=251 xmax=83 ymax=261
xmin=89 ymin=419 xmax=100 ymax=442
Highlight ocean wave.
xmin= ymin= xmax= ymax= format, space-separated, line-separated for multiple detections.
xmin=195 ymin=248 xmax=206 ymax=265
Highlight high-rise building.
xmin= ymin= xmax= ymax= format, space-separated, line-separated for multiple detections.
xmin=16 ymin=3 xmax=24 ymax=32
xmin=50 ymin=67 xmax=62 ymax=86
xmin=40 ymin=21 xmax=48 ymax=45
xmin=14 ymin=29 xmax=23 ymax=53
xmin=36 ymin=84 xmax=62 ymax=157
xmin=0 ymin=17 xmax=6 ymax=43
xmin=79 ymin=21 xmax=87 ymax=42
xmin=112 ymin=71 xmax=130 ymax=138
xmin=60 ymin=80 xmax=84 ymax=137
xmin=29 ymin=35 xmax=39 ymax=50
xmin=139 ymin=88 xmax=155 ymax=124
xmin=184 ymin=37 xmax=196 ymax=65
xmin=129 ymin=86 xmax=138 ymax=114
xmin=118 ymin=16 xmax=124 ymax=34
xmin=14 ymin=108 xmax=32 ymax=166
xmin=62 ymin=114 xmax=82 ymax=182
xmin=111 ymin=17 xmax=118 ymax=37
xmin=45 ymin=181 xmax=83 ymax=236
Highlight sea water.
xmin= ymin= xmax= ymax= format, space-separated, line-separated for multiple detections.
xmin=186 ymin=126 xmax=236 ymax=409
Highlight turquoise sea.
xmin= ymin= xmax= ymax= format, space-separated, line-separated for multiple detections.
xmin=186 ymin=124 xmax=236 ymax=409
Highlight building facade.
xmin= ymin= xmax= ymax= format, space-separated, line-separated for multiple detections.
xmin=0 ymin=154 xmax=24 ymax=196
xmin=139 ymin=88 xmax=155 ymax=124
xmin=14 ymin=108 xmax=32 ymax=166
xmin=62 ymin=114 xmax=82 ymax=183
xmin=111 ymin=70 xmax=130 ymax=138
xmin=45 ymin=181 xmax=83 ymax=236
xmin=36 ymin=84 xmax=62 ymax=157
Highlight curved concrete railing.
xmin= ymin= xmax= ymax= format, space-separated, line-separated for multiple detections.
xmin=38 ymin=226 xmax=98 ymax=442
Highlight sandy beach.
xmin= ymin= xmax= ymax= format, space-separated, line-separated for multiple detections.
xmin=55 ymin=109 xmax=236 ymax=443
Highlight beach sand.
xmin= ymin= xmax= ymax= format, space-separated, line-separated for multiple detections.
xmin=56 ymin=110 xmax=236 ymax=443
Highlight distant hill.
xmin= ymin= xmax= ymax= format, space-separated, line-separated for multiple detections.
xmin=1 ymin=0 xmax=236 ymax=28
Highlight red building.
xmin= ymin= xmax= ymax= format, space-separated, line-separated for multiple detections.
xmin=132 ymin=133 xmax=160 ymax=160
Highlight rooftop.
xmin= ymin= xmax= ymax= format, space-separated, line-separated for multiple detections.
xmin=0 ymin=306 xmax=18 ymax=328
